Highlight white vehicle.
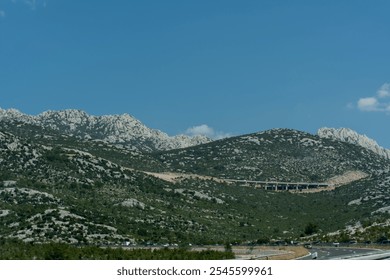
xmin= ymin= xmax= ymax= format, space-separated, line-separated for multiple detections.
xmin=312 ymin=252 xmax=318 ymax=259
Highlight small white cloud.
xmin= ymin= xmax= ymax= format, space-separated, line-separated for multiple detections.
xmin=358 ymin=97 xmax=379 ymax=111
xmin=377 ymin=83 xmax=390 ymax=98
xmin=186 ymin=124 xmax=214 ymax=137
xmin=185 ymin=124 xmax=232 ymax=140
xmin=0 ymin=10 xmax=5 ymax=18
xmin=355 ymin=83 xmax=390 ymax=113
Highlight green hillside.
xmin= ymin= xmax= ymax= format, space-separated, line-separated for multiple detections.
xmin=1 ymin=122 xmax=390 ymax=249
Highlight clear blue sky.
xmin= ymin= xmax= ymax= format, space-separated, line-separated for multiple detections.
xmin=1 ymin=1 xmax=389 ymax=147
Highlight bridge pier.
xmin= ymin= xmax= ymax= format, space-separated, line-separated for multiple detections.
xmin=225 ymin=179 xmax=331 ymax=191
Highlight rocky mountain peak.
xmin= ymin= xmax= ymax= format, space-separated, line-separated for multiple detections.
xmin=39 ymin=109 xmax=89 ymax=119
xmin=317 ymin=127 xmax=390 ymax=159
xmin=0 ymin=107 xmax=27 ymax=120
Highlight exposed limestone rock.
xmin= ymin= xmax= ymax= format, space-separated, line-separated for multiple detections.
xmin=318 ymin=127 xmax=390 ymax=159
xmin=0 ymin=108 xmax=211 ymax=151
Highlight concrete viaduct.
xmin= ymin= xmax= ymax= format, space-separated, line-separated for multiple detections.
xmin=223 ymin=179 xmax=333 ymax=191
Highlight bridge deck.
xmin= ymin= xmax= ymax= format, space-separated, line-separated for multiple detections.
xmin=223 ymin=179 xmax=332 ymax=191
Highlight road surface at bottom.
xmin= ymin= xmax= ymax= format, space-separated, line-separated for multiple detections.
xmin=300 ymin=246 xmax=390 ymax=260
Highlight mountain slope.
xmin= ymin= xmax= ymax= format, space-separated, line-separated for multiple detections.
xmin=150 ymin=128 xmax=390 ymax=243
xmin=0 ymin=126 xmax=224 ymax=244
xmin=153 ymin=128 xmax=389 ymax=182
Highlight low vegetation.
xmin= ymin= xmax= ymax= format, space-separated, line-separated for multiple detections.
xmin=0 ymin=239 xmax=234 ymax=260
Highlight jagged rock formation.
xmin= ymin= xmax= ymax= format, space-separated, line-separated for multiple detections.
xmin=0 ymin=108 xmax=210 ymax=151
xmin=318 ymin=127 xmax=390 ymax=160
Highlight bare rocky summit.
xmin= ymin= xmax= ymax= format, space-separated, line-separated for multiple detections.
xmin=318 ymin=127 xmax=390 ymax=160
xmin=0 ymin=108 xmax=210 ymax=152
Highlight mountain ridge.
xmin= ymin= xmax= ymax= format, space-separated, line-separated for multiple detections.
xmin=0 ymin=107 xmax=211 ymax=152
xmin=153 ymin=128 xmax=388 ymax=182
xmin=318 ymin=127 xmax=390 ymax=160
xmin=2 ymin=107 xmax=388 ymax=158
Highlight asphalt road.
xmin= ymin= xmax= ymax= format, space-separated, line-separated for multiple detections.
xmin=300 ymin=246 xmax=388 ymax=260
